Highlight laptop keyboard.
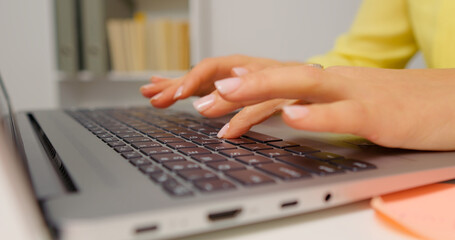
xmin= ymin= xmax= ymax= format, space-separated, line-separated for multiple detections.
xmin=67 ymin=107 xmax=376 ymax=197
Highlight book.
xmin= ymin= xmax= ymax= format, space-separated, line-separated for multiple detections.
xmin=55 ymin=0 xmax=79 ymax=75
xmin=80 ymin=0 xmax=108 ymax=75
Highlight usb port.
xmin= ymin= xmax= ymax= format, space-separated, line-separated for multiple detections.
xmin=208 ymin=208 xmax=242 ymax=221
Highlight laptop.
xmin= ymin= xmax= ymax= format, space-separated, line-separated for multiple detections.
xmin=1 ymin=72 xmax=455 ymax=240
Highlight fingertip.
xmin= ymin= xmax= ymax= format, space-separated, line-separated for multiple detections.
xmin=232 ymin=67 xmax=249 ymax=76
xmin=173 ymin=86 xmax=184 ymax=100
xmin=282 ymin=105 xmax=310 ymax=120
xmin=217 ymin=123 xmax=230 ymax=138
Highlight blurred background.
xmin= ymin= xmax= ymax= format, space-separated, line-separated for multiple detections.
xmin=0 ymin=0 xmax=424 ymax=111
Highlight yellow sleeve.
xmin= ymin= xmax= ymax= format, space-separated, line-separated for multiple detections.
xmin=307 ymin=0 xmax=418 ymax=68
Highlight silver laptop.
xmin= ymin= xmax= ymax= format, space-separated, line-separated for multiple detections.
xmin=1 ymin=73 xmax=455 ymax=240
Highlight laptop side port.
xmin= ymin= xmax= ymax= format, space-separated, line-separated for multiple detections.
xmin=281 ymin=200 xmax=299 ymax=208
xmin=208 ymin=208 xmax=242 ymax=221
xmin=135 ymin=225 xmax=158 ymax=234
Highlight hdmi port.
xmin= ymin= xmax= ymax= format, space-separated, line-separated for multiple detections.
xmin=208 ymin=208 xmax=242 ymax=221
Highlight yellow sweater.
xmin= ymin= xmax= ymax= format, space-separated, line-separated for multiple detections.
xmin=307 ymin=0 xmax=455 ymax=68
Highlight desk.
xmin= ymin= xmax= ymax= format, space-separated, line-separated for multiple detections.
xmin=181 ymin=200 xmax=416 ymax=240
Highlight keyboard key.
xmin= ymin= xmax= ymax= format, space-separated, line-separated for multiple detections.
xmin=121 ymin=151 xmax=142 ymax=159
xmin=257 ymin=149 xmax=292 ymax=158
xmin=178 ymin=169 xmax=217 ymax=182
xmin=166 ymin=142 xmax=198 ymax=149
xmin=192 ymin=137 xmax=222 ymax=145
xmin=139 ymin=165 xmax=163 ymax=175
xmin=225 ymin=138 xmax=255 ymax=145
xmin=178 ymin=147 xmax=211 ymax=156
xmin=201 ymin=120 xmax=226 ymax=129
xmin=147 ymin=133 xmax=174 ymax=139
xmin=219 ymin=149 xmax=254 ymax=158
xmin=115 ymin=145 xmax=133 ymax=152
xmin=330 ymin=159 xmax=377 ymax=171
xmin=243 ymin=131 xmax=282 ymax=142
xmin=130 ymin=158 xmax=151 ymax=166
xmin=131 ymin=141 xmax=161 ymax=149
xmin=150 ymin=153 xmax=186 ymax=163
xmin=306 ymin=152 xmax=344 ymax=161
xmin=205 ymin=142 xmax=237 ymax=151
xmin=157 ymin=137 xmax=185 ymax=144
xmin=199 ymin=127 xmax=219 ymax=136
xmin=276 ymin=155 xmax=344 ymax=175
xmin=226 ymin=169 xmax=275 ymax=186
xmin=207 ymin=161 xmax=246 ymax=172
xmin=162 ymin=180 xmax=193 ymax=197
xmin=255 ymin=162 xmax=311 ymax=180
xmin=192 ymin=154 xmax=227 ymax=163
xmin=140 ymin=147 xmax=173 ymax=156
xmin=102 ymin=137 xmax=118 ymax=142
xmin=150 ymin=172 xmax=172 ymax=183
xmin=285 ymin=146 xmax=319 ymax=155
xmin=181 ymin=134 xmax=204 ymax=140
xmin=163 ymin=161 xmax=200 ymax=171
xmin=267 ymin=141 xmax=299 ymax=149
xmin=195 ymin=179 xmax=236 ymax=192
xmin=241 ymin=143 xmax=273 ymax=151
xmin=116 ymin=132 xmax=142 ymax=138
xmin=108 ymin=141 xmax=125 ymax=147
xmin=235 ymin=155 xmax=273 ymax=165
xmin=123 ymin=137 xmax=151 ymax=143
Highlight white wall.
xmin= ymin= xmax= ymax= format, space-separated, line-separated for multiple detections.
xmin=0 ymin=0 xmax=57 ymax=111
xmin=195 ymin=0 xmax=425 ymax=68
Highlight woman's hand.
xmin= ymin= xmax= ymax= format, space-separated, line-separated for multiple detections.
xmin=213 ymin=65 xmax=455 ymax=151
xmin=140 ymin=55 xmax=303 ymax=137
xmin=140 ymin=55 xmax=292 ymax=108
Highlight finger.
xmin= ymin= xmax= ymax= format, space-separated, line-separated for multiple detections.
xmin=214 ymin=65 xmax=347 ymax=103
xmin=192 ymin=91 xmax=244 ymax=118
xmin=175 ymin=55 xmax=251 ymax=100
xmin=281 ymin=100 xmax=371 ymax=138
xmin=150 ymin=75 xmax=171 ymax=83
xmin=218 ymin=99 xmax=299 ymax=138
xmin=176 ymin=55 xmax=282 ymax=100
xmin=149 ymin=81 xmax=183 ymax=108
xmin=140 ymin=79 xmax=179 ymax=98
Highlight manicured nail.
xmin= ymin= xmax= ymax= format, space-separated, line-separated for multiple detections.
xmin=193 ymin=94 xmax=215 ymax=112
xmin=217 ymin=123 xmax=230 ymax=138
xmin=173 ymin=86 xmax=184 ymax=99
xmin=232 ymin=67 xmax=249 ymax=76
xmin=214 ymin=77 xmax=241 ymax=95
xmin=151 ymin=92 xmax=163 ymax=101
xmin=140 ymin=83 xmax=155 ymax=92
xmin=282 ymin=105 xmax=309 ymax=120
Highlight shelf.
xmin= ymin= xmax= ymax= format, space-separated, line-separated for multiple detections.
xmin=58 ymin=70 xmax=188 ymax=82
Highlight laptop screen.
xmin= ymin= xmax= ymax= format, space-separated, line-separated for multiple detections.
xmin=0 ymin=74 xmax=15 ymax=143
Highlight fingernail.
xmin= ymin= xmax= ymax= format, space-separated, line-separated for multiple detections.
xmin=151 ymin=92 xmax=163 ymax=101
xmin=173 ymin=86 xmax=184 ymax=99
xmin=282 ymin=106 xmax=309 ymax=120
xmin=193 ymin=94 xmax=215 ymax=112
xmin=140 ymin=83 xmax=155 ymax=92
xmin=215 ymin=77 xmax=241 ymax=95
xmin=232 ymin=67 xmax=249 ymax=76
xmin=217 ymin=123 xmax=230 ymax=138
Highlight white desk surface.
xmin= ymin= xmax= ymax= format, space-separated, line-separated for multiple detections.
xmin=181 ymin=200 xmax=417 ymax=240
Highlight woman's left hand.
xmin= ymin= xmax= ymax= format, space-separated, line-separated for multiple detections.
xmin=214 ymin=65 xmax=455 ymax=151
